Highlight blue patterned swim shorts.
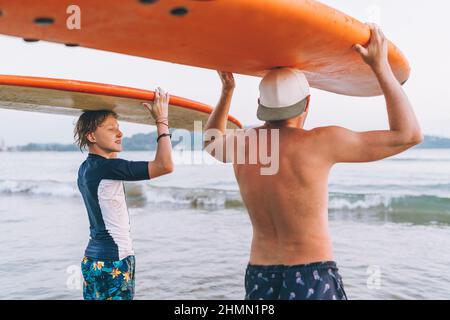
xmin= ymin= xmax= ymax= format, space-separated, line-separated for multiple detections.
xmin=81 ymin=255 xmax=136 ymax=300
xmin=245 ymin=261 xmax=348 ymax=300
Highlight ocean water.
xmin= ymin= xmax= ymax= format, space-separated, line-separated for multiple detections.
xmin=0 ymin=149 xmax=449 ymax=300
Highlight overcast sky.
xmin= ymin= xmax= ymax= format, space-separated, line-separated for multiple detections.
xmin=0 ymin=0 xmax=449 ymax=146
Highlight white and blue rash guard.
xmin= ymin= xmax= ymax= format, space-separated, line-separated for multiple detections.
xmin=77 ymin=153 xmax=150 ymax=261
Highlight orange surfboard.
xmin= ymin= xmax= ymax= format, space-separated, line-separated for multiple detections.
xmin=0 ymin=75 xmax=242 ymax=130
xmin=0 ymin=0 xmax=410 ymax=97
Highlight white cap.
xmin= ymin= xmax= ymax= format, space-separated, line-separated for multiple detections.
xmin=257 ymin=68 xmax=310 ymax=121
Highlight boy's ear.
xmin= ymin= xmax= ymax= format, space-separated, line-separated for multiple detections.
xmin=86 ymin=132 xmax=96 ymax=143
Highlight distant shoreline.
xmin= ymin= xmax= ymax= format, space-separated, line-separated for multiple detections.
xmin=1 ymin=134 xmax=449 ymax=152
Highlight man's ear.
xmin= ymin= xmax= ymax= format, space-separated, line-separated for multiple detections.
xmin=305 ymin=95 xmax=311 ymax=113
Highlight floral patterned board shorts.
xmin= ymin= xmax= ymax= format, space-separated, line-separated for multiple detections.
xmin=81 ymin=255 xmax=136 ymax=300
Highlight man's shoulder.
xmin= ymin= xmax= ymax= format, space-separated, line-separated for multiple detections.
xmin=281 ymin=127 xmax=349 ymax=152
xmin=308 ymin=126 xmax=349 ymax=139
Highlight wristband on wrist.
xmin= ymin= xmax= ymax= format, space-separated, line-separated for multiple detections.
xmin=157 ymin=133 xmax=172 ymax=143
xmin=156 ymin=121 xmax=169 ymax=128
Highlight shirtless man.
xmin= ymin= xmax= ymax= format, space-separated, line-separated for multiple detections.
xmin=204 ymin=24 xmax=422 ymax=300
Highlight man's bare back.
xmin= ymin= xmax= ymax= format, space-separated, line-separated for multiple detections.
xmin=234 ymin=127 xmax=335 ymax=265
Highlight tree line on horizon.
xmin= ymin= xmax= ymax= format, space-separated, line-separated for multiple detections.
xmin=1 ymin=133 xmax=450 ymax=152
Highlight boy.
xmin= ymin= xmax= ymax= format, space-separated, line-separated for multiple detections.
xmin=74 ymin=88 xmax=173 ymax=300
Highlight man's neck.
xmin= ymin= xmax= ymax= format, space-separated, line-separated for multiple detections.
xmin=264 ymin=119 xmax=305 ymax=129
